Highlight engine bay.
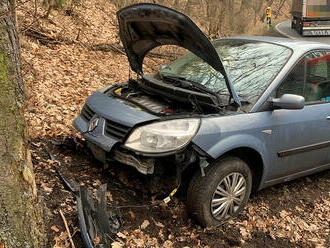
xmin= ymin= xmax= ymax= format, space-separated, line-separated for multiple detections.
xmin=105 ymin=74 xmax=240 ymax=116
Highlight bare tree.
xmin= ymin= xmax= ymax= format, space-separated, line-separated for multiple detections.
xmin=0 ymin=0 xmax=46 ymax=247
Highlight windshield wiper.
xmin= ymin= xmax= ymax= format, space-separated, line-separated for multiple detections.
xmin=161 ymin=75 xmax=224 ymax=106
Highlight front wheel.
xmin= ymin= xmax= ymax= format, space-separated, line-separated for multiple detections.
xmin=187 ymin=156 xmax=252 ymax=226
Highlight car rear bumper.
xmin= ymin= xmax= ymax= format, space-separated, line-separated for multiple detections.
xmin=302 ymin=27 xmax=330 ymax=36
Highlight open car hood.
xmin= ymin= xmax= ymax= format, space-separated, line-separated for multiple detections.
xmin=117 ymin=3 xmax=241 ymax=107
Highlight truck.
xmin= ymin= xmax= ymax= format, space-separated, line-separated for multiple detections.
xmin=291 ymin=0 xmax=330 ymax=36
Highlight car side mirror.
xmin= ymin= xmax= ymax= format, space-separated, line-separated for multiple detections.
xmin=272 ymin=94 xmax=305 ymax=110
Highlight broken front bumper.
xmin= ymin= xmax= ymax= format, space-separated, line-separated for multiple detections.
xmin=87 ymin=141 xmax=155 ymax=174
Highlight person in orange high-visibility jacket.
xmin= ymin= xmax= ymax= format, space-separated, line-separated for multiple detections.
xmin=266 ymin=7 xmax=272 ymax=25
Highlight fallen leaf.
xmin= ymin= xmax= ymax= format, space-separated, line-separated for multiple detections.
xmin=117 ymin=232 xmax=126 ymax=239
xmin=239 ymin=227 xmax=250 ymax=240
xmin=93 ymin=236 xmax=100 ymax=245
xmin=128 ymin=210 xmax=135 ymax=219
xmin=111 ymin=242 xmax=123 ymax=248
xmin=51 ymin=225 xmax=60 ymax=232
xmin=41 ymin=182 xmax=53 ymax=193
xmin=163 ymin=240 xmax=173 ymax=248
xmin=140 ymin=219 xmax=150 ymax=230
xmin=92 ymin=179 xmax=101 ymax=187
xmin=154 ymin=221 xmax=164 ymax=228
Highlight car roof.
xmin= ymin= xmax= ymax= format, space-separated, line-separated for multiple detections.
xmin=220 ymin=36 xmax=330 ymax=53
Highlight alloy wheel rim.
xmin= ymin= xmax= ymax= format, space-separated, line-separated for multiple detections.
xmin=211 ymin=172 xmax=247 ymax=220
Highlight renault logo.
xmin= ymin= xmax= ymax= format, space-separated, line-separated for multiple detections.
xmin=89 ymin=117 xmax=99 ymax=132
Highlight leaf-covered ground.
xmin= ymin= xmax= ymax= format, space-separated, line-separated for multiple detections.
xmin=17 ymin=1 xmax=329 ymax=247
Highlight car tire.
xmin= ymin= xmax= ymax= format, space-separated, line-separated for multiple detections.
xmin=297 ymin=19 xmax=303 ymax=36
xmin=299 ymin=24 xmax=303 ymax=36
xmin=187 ymin=156 xmax=252 ymax=227
xmin=291 ymin=19 xmax=296 ymax=29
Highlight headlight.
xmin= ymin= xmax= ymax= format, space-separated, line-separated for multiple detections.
xmin=124 ymin=118 xmax=200 ymax=153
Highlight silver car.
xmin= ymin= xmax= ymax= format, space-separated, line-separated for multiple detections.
xmin=74 ymin=3 xmax=330 ymax=226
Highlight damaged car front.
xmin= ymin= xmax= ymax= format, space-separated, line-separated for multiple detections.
xmin=74 ymin=3 xmax=240 ymax=179
xmin=74 ymin=3 xmax=293 ymax=227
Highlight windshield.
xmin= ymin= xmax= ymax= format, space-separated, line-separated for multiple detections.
xmin=159 ymin=39 xmax=292 ymax=104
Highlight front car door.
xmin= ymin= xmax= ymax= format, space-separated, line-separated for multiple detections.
xmin=264 ymin=50 xmax=330 ymax=184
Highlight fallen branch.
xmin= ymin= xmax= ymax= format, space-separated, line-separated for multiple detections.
xmin=22 ymin=26 xmax=183 ymax=59
xmin=24 ymin=27 xmax=75 ymax=46
xmin=90 ymin=43 xmax=125 ymax=55
xmin=90 ymin=43 xmax=182 ymax=59
xmin=59 ymin=209 xmax=76 ymax=248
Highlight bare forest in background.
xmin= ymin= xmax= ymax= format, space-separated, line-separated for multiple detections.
xmin=41 ymin=0 xmax=291 ymax=38
xmin=112 ymin=0 xmax=290 ymax=37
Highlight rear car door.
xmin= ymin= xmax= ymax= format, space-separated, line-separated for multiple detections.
xmin=267 ymin=50 xmax=330 ymax=181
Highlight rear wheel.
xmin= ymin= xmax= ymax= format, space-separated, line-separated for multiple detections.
xmin=299 ymin=24 xmax=303 ymax=35
xmin=296 ymin=19 xmax=303 ymax=35
xmin=291 ymin=18 xmax=296 ymax=29
xmin=187 ymin=156 xmax=252 ymax=226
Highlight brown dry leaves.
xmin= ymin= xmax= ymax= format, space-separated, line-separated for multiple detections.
xmin=53 ymin=231 xmax=70 ymax=248
xmin=112 ymin=229 xmax=176 ymax=248
xmin=236 ymin=188 xmax=330 ymax=247
xmin=18 ymin=1 xmax=129 ymax=140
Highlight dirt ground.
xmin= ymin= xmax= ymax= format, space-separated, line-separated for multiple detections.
xmin=16 ymin=0 xmax=330 ymax=247
xmin=31 ymin=136 xmax=329 ymax=248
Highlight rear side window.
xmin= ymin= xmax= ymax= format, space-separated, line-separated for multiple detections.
xmin=277 ymin=50 xmax=330 ymax=104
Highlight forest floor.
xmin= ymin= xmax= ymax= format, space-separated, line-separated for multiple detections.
xmin=16 ymin=0 xmax=329 ymax=247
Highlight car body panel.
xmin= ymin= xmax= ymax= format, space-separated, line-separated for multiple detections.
xmin=74 ymin=116 xmax=117 ymax=152
xmin=269 ymin=104 xmax=330 ymax=178
xmin=86 ymin=91 xmax=159 ymax=127
xmin=117 ymin=3 xmax=240 ymax=106
xmin=192 ymin=115 xmax=269 ymax=160
xmin=192 ymin=102 xmax=330 ymax=190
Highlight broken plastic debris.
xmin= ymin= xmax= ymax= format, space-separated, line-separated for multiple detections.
xmin=55 ymin=166 xmax=120 ymax=248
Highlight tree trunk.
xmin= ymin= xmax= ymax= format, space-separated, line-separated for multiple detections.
xmin=0 ymin=1 xmax=46 ymax=247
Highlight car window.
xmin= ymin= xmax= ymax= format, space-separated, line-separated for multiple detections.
xmin=160 ymin=40 xmax=292 ymax=105
xmin=276 ymin=50 xmax=330 ymax=104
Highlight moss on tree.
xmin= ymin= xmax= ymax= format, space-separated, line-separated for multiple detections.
xmin=0 ymin=1 xmax=46 ymax=247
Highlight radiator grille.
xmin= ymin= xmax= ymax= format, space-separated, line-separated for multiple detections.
xmin=81 ymin=105 xmax=95 ymax=121
xmin=105 ymin=119 xmax=131 ymax=141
